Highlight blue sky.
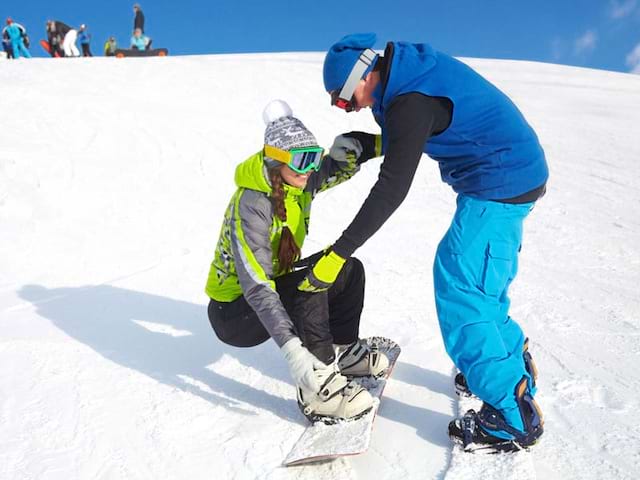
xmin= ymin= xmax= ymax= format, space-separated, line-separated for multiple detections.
xmin=4 ymin=0 xmax=640 ymax=73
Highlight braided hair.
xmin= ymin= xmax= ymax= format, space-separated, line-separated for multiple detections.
xmin=268 ymin=167 xmax=301 ymax=274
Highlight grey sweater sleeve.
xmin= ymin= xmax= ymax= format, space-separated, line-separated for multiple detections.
xmin=229 ymin=189 xmax=297 ymax=347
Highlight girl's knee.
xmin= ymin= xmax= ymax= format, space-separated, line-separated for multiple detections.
xmin=346 ymin=256 xmax=364 ymax=275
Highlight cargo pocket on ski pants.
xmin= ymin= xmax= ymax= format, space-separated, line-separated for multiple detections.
xmin=480 ymin=240 xmax=518 ymax=297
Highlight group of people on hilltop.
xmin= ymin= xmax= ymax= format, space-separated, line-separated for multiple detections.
xmin=105 ymin=4 xmax=151 ymax=55
xmin=2 ymin=3 xmax=151 ymax=60
xmin=49 ymin=4 xmax=150 ymax=58
xmin=46 ymin=20 xmax=78 ymax=57
xmin=45 ymin=20 xmax=97 ymax=57
xmin=103 ymin=4 xmax=148 ymax=56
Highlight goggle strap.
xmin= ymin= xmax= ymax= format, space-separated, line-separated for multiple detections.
xmin=337 ymin=48 xmax=377 ymax=101
xmin=263 ymin=144 xmax=290 ymax=165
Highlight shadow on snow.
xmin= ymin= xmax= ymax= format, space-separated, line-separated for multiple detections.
xmin=18 ymin=283 xmax=452 ymax=448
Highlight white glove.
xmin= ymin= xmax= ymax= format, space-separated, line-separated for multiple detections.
xmin=280 ymin=337 xmax=327 ymax=393
xmin=329 ymin=134 xmax=363 ymax=163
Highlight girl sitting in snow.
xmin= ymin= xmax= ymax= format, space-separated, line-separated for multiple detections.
xmin=130 ymin=28 xmax=151 ymax=51
xmin=205 ymin=100 xmax=388 ymax=423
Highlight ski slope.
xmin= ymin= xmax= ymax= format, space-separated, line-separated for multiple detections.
xmin=1 ymin=53 xmax=639 ymax=480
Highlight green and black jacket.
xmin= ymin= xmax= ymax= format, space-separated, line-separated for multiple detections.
xmin=205 ymin=135 xmax=379 ymax=347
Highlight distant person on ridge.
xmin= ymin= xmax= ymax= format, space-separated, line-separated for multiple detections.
xmin=2 ymin=24 xmax=15 ymax=59
xmin=133 ymin=4 xmax=145 ymax=33
xmin=130 ymin=28 xmax=151 ymax=50
xmin=318 ymin=33 xmax=548 ymax=453
xmin=45 ymin=20 xmax=64 ymax=57
xmin=104 ymin=36 xmax=117 ymax=56
xmin=78 ymin=24 xmax=92 ymax=57
xmin=205 ymin=99 xmax=389 ymax=423
xmin=4 ymin=18 xmax=30 ymax=59
xmin=46 ymin=20 xmax=79 ymax=57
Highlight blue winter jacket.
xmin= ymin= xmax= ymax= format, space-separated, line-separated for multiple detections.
xmin=78 ymin=31 xmax=91 ymax=45
xmin=373 ymin=42 xmax=548 ymax=200
xmin=5 ymin=24 xmax=23 ymax=42
xmin=131 ymin=35 xmax=149 ymax=50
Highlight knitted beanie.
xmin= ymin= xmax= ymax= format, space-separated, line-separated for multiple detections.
xmin=263 ymin=100 xmax=318 ymax=168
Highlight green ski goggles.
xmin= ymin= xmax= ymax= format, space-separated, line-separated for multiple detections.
xmin=264 ymin=144 xmax=324 ymax=174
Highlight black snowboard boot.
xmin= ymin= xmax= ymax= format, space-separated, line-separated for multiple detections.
xmin=449 ymin=376 xmax=544 ymax=453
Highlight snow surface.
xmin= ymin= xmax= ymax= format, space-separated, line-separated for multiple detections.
xmin=1 ymin=53 xmax=639 ymax=480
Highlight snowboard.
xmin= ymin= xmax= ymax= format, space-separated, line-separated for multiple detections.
xmin=39 ymin=39 xmax=61 ymax=58
xmin=115 ymin=48 xmax=168 ymax=58
xmin=283 ymin=336 xmax=401 ymax=466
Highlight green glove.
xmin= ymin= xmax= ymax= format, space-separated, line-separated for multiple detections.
xmin=298 ymin=250 xmax=346 ymax=293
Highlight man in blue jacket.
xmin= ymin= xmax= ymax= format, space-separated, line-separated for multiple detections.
xmin=303 ymin=33 xmax=548 ymax=453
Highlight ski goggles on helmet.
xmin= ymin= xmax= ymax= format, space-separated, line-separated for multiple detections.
xmin=330 ymin=48 xmax=377 ymax=112
xmin=331 ymin=90 xmax=357 ymax=113
xmin=264 ymin=144 xmax=324 ymax=174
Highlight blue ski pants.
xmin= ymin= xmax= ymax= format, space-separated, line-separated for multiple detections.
xmin=11 ymin=39 xmax=31 ymax=59
xmin=433 ymin=194 xmax=535 ymax=433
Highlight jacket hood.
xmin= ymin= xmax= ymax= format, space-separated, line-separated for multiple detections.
xmin=234 ymin=152 xmax=272 ymax=193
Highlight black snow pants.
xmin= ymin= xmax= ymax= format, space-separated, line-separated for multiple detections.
xmin=207 ymin=257 xmax=365 ymax=364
